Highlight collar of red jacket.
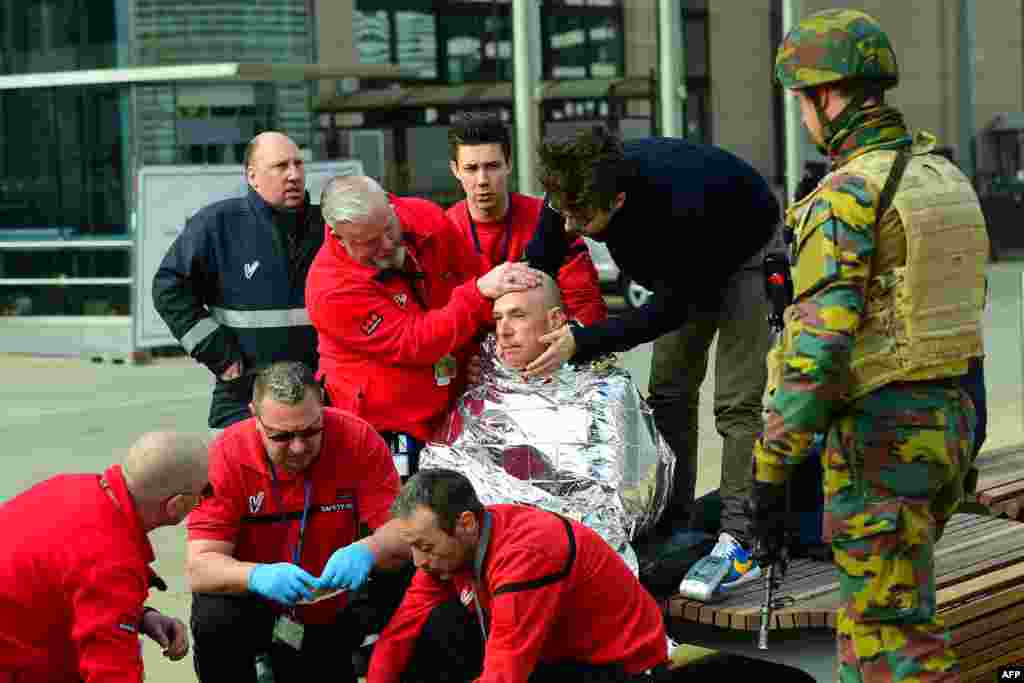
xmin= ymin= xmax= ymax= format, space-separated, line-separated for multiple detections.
xmin=101 ymin=464 xmax=156 ymax=567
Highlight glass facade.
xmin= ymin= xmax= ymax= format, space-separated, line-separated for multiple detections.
xmin=0 ymin=0 xmax=319 ymax=317
xmin=0 ymin=85 xmax=130 ymax=237
xmin=354 ymin=0 xmax=623 ymax=85
xmin=0 ymin=0 xmax=124 ymax=74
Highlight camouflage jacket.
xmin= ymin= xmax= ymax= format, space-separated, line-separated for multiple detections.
xmin=754 ymin=107 xmax=913 ymax=486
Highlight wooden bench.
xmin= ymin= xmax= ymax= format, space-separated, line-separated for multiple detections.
xmin=972 ymin=443 xmax=1024 ymax=521
xmin=664 ymin=513 xmax=1024 ymax=682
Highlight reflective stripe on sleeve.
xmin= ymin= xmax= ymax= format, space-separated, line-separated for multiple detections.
xmin=180 ymin=317 xmax=221 ymax=353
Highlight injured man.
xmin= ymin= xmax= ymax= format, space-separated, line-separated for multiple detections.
xmin=422 ymin=272 xmax=675 ymax=572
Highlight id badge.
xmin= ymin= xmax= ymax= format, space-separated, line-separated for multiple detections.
xmin=434 ymin=354 xmax=457 ymax=386
xmin=272 ymin=614 xmax=304 ymax=651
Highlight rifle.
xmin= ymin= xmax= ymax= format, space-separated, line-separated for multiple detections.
xmin=756 ymin=541 xmax=794 ymax=650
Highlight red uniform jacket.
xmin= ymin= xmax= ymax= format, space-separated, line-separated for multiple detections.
xmin=446 ymin=194 xmax=607 ymax=326
xmin=307 ymin=195 xmax=489 ymax=442
xmin=187 ymin=408 xmax=400 ymax=624
xmin=367 ymin=504 xmax=667 ymax=683
xmin=0 ymin=465 xmax=155 ymax=682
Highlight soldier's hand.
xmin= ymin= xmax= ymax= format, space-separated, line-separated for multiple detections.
xmin=748 ymin=481 xmax=787 ymax=567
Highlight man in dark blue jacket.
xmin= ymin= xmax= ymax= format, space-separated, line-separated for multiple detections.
xmin=153 ymin=131 xmax=323 ymax=428
xmin=524 ymin=126 xmax=780 ymax=598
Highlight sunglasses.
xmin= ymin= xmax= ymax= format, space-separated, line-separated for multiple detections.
xmin=256 ymin=413 xmax=325 ymax=443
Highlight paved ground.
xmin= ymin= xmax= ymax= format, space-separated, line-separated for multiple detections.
xmin=1 ymin=262 xmax=1022 ymax=680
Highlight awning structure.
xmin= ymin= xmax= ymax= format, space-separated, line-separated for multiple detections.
xmin=314 ymin=75 xmax=654 ymax=113
xmin=0 ymin=62 xmax=415 ymax=91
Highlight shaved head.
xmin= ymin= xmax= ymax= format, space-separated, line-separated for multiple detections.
xmin=493 ymin=271 xmax=566 ymax=369
xmin=122 ymin=431 xmax=209 ymax=505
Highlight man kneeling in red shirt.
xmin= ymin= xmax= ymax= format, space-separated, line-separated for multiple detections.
xmin=186 ymin=361 xmax=413 ymax=682
xmin=367 ymin=469 xmax=670 ymax=683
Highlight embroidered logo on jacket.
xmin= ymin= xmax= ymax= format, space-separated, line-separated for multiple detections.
xmin=361 ymin=312 xmax=384 ymax=336
xmin=244 ymin=261 xmax=260 ymax=280
xmin=249 ymin=491 xmax=265 ymax=513
xmin=460 ymin=587 xmax=475 ymax=606
xmin=393 ymin=293 xmax=408 ymax=308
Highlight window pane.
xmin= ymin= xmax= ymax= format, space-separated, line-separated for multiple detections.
xmin=445 ymin=11 xmax=511 ymax=84
xmin=547 ymin=14 xmax=588 ymax=79
xmin=397 ymin=11 xmax=437 ymax=79
xmin=0 ymin=0 xmax=121 ymax=75
xmin=0 ymin=86 xmax=128 ymax=237
xmin=684 ymin=17 xmax=707 ymax=78
xmin=589 ymin=15 xmax=621 ymax=78
xmin=355 ymin=10 xmax=391 ymax=65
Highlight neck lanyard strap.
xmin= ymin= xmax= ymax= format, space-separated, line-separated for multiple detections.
xmin=267 ymin=462 xmax=314 ymax=566
xmin=467 ymin=198 xmax=513 ymax=265
xmin=472 ymin=510 xmax=493 ymax=642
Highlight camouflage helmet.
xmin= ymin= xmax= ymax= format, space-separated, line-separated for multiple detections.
xmin=774 ymin=9 xmax=898 ymax=91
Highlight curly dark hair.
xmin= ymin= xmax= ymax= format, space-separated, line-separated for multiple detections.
xmin=448 ymin=111 xmax=512 ymax=163
xmin=536 ymin=125 xmax=635 ymax=214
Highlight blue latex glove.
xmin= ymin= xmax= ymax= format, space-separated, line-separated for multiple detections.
xmin=248 ymin=563 xmax=318 ymax=606
xmin=319 ymin=542 xmax=376 ymax=591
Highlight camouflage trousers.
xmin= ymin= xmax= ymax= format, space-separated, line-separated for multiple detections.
xmin=822 ymin=380 xmax=976 ymax=683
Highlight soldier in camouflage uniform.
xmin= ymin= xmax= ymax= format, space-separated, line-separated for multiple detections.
xmin=749 ymin=9 xmax=989 ymax=682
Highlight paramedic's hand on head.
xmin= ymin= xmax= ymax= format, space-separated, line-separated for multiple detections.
xmin=140 ymin=609 xmax=190 ymax=661
xmin=319 ymin=542 xmax=376 ymax=592
xmin=478 ymin=263 xmax=541 ymax=300
xmin=523 ymin=324 xmax=576 ymax=379
xmin=248 ymin=563 xmax=317 ymax=606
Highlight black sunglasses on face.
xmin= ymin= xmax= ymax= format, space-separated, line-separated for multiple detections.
xmin=256 ymin=413 xmax=325 ymax=443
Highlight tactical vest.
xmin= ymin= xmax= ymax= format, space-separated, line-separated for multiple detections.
xmin=782 ymin=134 xmax=988 ymax=400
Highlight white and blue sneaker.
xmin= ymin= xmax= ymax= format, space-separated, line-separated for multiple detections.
xmin=677 ymin=532 xmax=762 ymax=602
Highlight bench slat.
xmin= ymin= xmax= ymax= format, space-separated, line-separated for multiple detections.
xmin=951 ymin=599 xmax=1024 ymax=647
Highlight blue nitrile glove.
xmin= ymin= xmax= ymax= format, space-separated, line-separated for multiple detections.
xmin=319 ymin=542 xmax=376 ymax=591
xmin=248 ymin=563 xmax=318 ymax=606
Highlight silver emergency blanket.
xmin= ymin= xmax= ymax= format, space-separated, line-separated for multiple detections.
xmin=422 ymin=335 xmax=675 ymax=572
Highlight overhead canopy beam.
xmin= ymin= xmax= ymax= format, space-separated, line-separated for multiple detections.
xmin=0 ymin=62 xmax=414 ymax=91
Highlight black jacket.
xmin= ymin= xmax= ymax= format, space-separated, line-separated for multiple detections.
xmin=153 ymin=188 xmax=324 ymax=427
xmin=525 ymin=137 xmax=780 ymax=362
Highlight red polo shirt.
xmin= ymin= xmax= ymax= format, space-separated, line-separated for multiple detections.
xmin=0 ymin=465 xmax=154 ymax=682
xmin=187 ymin=407 xmax=400 ymax=624
xmin=307 ymin=195 xmax=489 ymax=441
xmin=367 ymin=504 xmax=667 ymax=683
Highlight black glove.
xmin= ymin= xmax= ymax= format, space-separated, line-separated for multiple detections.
xmin=748 ymin=481 xmax=788 ymax=567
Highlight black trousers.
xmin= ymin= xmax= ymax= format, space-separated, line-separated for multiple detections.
xmin=191 ymin=592 xmax=360 ymax=683
xmin=192 ymin=565 xmax=414 ymax=683
xmin=400 ymin=598 xmax=666 ymax=683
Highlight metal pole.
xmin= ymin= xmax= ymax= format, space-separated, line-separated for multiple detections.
xmin=512 ymin=0 xmax=541 ymax=195
xmin=658 ymin=0 xmax=684 ymax=138
xmin=958 ymin=0 xmax=977 ymax=181
xmin=782 ymin=0 xmax=803 ymax=205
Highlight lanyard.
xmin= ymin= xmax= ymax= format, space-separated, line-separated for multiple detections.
xmin=267 ymin=461 xmax=314 ymax=566
xmin=472 ymin=510 xmax=493 ymax=642
xmin=467 ymin=199 xmax=513 ymax=266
